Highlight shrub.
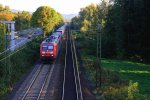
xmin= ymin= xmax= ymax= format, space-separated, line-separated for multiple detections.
xmin=126 ymin=81 xmax=146 ymax=100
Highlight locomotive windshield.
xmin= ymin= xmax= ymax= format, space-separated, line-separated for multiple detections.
xmin=48 ymin=46 xmax=53 ymax=50
xmin=42 ymin=45 xmax=53 ymax=50
xmin=42 ymin=46 xmax=47 ymax=50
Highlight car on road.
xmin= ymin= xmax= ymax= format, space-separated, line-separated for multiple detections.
xmin=34 ymin=32 xmax=38 ymax=34
xmin=28 ymin=34 xmax=32 ymax=39
xmin=15 ymin=36 xmax=19 ymax=39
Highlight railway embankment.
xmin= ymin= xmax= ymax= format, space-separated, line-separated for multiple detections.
xmin=0 ymin=36 xmax=43 ymax=99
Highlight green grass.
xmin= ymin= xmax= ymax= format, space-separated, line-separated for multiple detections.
xmin=102 ymin=59 xmax=150 ymax=99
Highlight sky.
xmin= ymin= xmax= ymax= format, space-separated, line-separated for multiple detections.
xmin=0 ymin=0 xmax=100 ymax=14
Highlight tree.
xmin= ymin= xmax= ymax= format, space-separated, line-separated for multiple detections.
xmin=0 ymin=5 xmax=14 ymax=21
xmin=102 ymin=0 xmax=150 ymax=61
xmin=0 ymin=4 xmax=3 ymax=12
xmin=13 ymin=11 xmax=31 ymax=31
xmin=0 ymin=23 xmax=5 ymax=52
xmin=0 ymin=13 xmax=14 ymax=21
xmin=71 ymin=16 xmax=81 ymax=30
xmin=31 ymin=6 xmax=63 ymax=37
xmin=3 ymin=6 xmax=11 ymax=14
xmin=71 ymin=0 xmax=150 ymax=62
xmin=71 ymin=4 xmax=98 ymax=32
xmin=79 ymin=3 xmax=97 ymax=32
xmin=55 ymin=12 xmax=64 ymax=26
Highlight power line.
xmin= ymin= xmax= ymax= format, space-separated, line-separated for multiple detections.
xmin=0 ymin=46 xmax=26 ymax=62
xmin=0 ymin=39 xmax=27 ymax=56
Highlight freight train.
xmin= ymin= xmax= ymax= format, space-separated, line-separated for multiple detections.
xmin=40 ymin=24 xmax=67 ymax=60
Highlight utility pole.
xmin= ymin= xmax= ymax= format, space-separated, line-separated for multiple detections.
xmin=96 ymin=24 xmax=101 ymax=87
xmin=0 ymin=21 xmax=15 ymax=89
xmin=98 ymin=24 xmax=102 ymax=87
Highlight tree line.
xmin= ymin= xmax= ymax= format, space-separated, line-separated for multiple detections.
xmin=0 ymin=4 xmax=31 ymax=30
xmin=71 ymin=0 xmax=150 ymax=62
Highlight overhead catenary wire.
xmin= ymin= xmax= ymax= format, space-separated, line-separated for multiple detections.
xmin=0 ymin=28 xmax=42 ymax=56
xmin=0 ymin=33 xmax=42 ymax=61
xmin=0 ymin=39 xmax=26 ymax=56
xmin=0 ymin=46 xmax=26 ymax=62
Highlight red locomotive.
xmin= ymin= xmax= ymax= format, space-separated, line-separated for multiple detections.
xmin=40 ymin=24 xmax=67 ymax=60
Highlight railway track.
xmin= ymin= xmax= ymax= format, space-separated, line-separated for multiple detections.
xmin=62 ymin=25 xmax=83 ymax=100
xmin=18 ymin=63 xmax=55 ymax=100
xmin=11 ymin=24 xmax=83 ymax=100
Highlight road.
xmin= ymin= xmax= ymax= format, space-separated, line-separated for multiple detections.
xmin=8 ymin=28 xmax=43 ymax=51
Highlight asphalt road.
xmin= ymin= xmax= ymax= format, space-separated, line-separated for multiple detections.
xmin=9 ymin=28 xmax=43 ymax=50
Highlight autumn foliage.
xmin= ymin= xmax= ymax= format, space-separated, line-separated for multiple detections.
xmin=0 ymin=13 xmax=14 ymax=21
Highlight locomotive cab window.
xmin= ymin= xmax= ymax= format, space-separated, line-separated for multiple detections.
xmin=42 ymin=46 xmax=47 ymax=50
xmin=48 ymin=46 xmax=53 ymax=50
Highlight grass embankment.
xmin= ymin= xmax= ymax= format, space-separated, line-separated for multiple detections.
xmin=73 ymin=31 xmax=149 ymax=100
xmin=0 ymin=36 xmax=43 ymax=99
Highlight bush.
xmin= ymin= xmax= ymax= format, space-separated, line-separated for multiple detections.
xmin=99 ymin=81 xmax=146 ymax=100
xmin=102 ymin=86 xmax=128 ymax=100
xmin=126 ymin=81 xmax=146 ymax=100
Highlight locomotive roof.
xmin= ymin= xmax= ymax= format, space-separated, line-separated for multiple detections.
xmin=58 ymin=24 xmax=67 ymax=30
xmin=41 ymin=24 xmax=66 ymax=44
xmin=52 ymin=32 xmax=61 ymax=36
xmin=42 ymin=34 xmax=60 ymax=44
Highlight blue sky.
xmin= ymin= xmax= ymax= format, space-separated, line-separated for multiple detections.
xmin=0 ymin=0 xmax=100 ymax=14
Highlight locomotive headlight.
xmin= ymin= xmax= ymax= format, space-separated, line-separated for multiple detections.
xmin=42 ymin=51 xmax=46 ymax=54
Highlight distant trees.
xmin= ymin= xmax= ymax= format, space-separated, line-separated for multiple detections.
xmin=0 ymin=4 xmax=32 ymax=53
xmin=71 ymin=16 xmax=81 ymax=30
xmin=0 ymin=5 xmax=11 ymax=14
xmin=71 ymin=4 xmax=97 ymax=32
xmin=71 ymin=0 xmax=150 ymax=62
xmin=0 ymin=4 xmax=2 ymax=12
xmin=13 ymin=11 xmax=32 ymax=31
xmin=0 ymin=4 xmax=32 ymax=31
xmin=3 ymin=6 xmax=11 ymax=14
xmin=0 ymin=4 xmax=14 ymax=21
xmin=0 ymin=4 xmax=64 ymax=35
xmin=31 ymin=6 xmax=64 ymax=37
xmin=0 ymin=13 xmax=14 ymax=21
xmin=80 ymin=4 xmax=97 ymax=32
